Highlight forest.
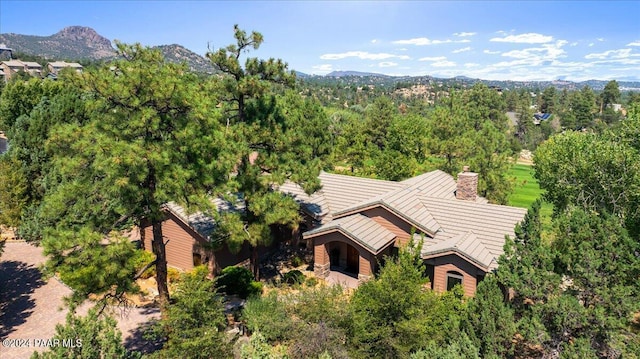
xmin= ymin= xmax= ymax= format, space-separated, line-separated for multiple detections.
xmin=0 ymin=26 xmax=639 ymax=359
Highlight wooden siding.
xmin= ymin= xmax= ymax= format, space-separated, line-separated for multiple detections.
xmin=142 ymin=212 xmax=254 ymax=274
xmin=143 ymin=215 xmax=202 ymax=271
xmin=428 ymin=254 xmax=482 ymax=296
xmin=361 ymin=207 xmax=414 ymax=247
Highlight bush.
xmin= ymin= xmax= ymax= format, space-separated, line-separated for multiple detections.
xmin=243 ymin=292 xmax=293 ymax=342
xmin=216 ymin=266 xmax=261 ymax=299
xmin=305 ymin=276 xmax=318 ymax=287
xmin=283 ymin=270 xmax=304 ymax=285
xmin=131 ymin=250 xmax=156 ymax=279
xmin=291 ymin=256 xmax=304 ymax=267
xmin=167 ymin=267 xmax=181 ymax=283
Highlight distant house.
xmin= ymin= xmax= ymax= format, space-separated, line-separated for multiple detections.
xmin=0 ymin=132 xmax=7 ymax=154
xmin=280 ymin=168 xmax=527 ymax=296
xmin=22 ymin=61 xmax=43 ymax=77
xmin=533 ymin=113 xmax=552 ymax=125
xmin=46 ymin=61 xmax=83 ymax=76
xmin=0 ymin=60 xmax=28 ymax=80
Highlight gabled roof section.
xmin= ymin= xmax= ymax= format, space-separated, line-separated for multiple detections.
xmin=333 ymin=187 xmax=441 ymax=235
xmin=422 ymin=231 xmax=495 ymax=270
xmin=401 ymin=170 xmax=457 ymax=199
xmin=279 ymin=171 xmax=405 ymax=222
xmin=422 ymin=197 xmax=527 ymax=264
xmin=303 ymin=214 xmax=396 ymax=253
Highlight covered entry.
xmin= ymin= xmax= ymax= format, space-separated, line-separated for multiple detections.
xmin=303 ymin=214 xmax=397 ymax=284
xmin=328 ymin=241 xmax=360 ymax=274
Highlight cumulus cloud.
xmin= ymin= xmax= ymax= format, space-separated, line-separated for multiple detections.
xmin=378 ymin=61 xmax=398 ymax=67
xmin=484 ymin=50 xmax=501 ymax=55
xmin=320 ymin=51 xmax=410 ymax=60
xmin=464 ymin=63 xmax=480 ymax=68
xmin=490 ymin=32 xmax=553 ymax=44
xmin=452 ymin=47 xmax=472 ymax=53
xmin=371 ymin=39 xmax=378 ymax=44
xmin=501 ymin=40 xmax=567 ymax=61
xmin=585 ymin=48 xmax=634 ymax=60
xmin=454 ymin=32 xmax=477 ymax=37
xmin=418 ymin=56 xmax=447 ymax=62
xmin=627 ymin=41 xmax=640 ymax=46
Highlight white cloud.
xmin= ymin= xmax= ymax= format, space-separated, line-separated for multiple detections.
xmin=320 ymin=51 xmax=410 ymax=60
xmin=464 ymin=63 xmax=480 ymax=68
xmin=311 ymin=64 xmax=334 ymax=74
xmin=454 ymin=32 xmax=477 ymax=37
xmin=432 ymin=60 xmax=456 ymax=67
xmin=452 ymin=46 xmax=471 ymax=54
xmin=597 ymin=37 xmax=605 ymax=42
xmin=500 ymin=40 xmax=567 ymax=63
xmin=393 ymin=37 xmax=432 ymax=45
xmin=570 ymin=42 xmax=578 ymax=47
xmin=371 ymin=39 xmax=378 ymax=44
xmin=484 ymin=50 xmax=501 ymax=55
xmin=589 ymin=43 xmax=595 ymax=47
xmin=585 ymin=48 xmax=634 ymax=60
xmin=490 ymin=32 xmax=553 ymax=44
xmin=393 ymin=37 xmax=469 ymax=46
xmin=378 ymin=61 xmax=398 ymax=67
xmin=418 ymin=56 xmax=447 ymax=62
xmin=627 ymin=41 xmax=640 ymax=46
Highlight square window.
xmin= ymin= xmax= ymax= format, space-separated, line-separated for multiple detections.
xmin=446 ymin=272 xmax=463 ymax=291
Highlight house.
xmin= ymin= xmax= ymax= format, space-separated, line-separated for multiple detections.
xmin=0 ymin=60 xmax=28 ymax=80
xmin=280 ymin=167 xmax=527 ymax=296
xmin=0 ymin=131 xmax=7 ymax=154
xmin=533 ymin=113 xmax=551 ymax=125
xmin=47 ymin=61 xmax=83 ymax=76
xmin=22 ymin=61 xmax=43 ymax=77
xmin=140 ymin=199 xmax=262 ymax=274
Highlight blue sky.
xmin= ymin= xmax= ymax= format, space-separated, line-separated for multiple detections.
xmin=1 ymin=1 xmax=639 ymax=81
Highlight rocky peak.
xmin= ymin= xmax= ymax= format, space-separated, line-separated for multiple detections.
xmin=53 ymin=26 xmax=113 ymax=49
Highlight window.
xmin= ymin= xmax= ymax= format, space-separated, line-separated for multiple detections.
xmin=446 ymin=271 xmax=463 ymax=291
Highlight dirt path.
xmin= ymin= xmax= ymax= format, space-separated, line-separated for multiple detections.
xmin=0 ymin=241 xmax=160 ymax=358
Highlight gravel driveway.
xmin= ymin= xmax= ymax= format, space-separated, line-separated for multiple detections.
xmin=0 ymin=241 xmax=161 ymax=359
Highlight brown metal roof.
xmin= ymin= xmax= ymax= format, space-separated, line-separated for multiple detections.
xmin=283 ymin=170 xmax=526 ymax=270
xmin=422 ymin=197 xmax=527 ymax=266
xmin=333 ymin=187 xmax=441 ymax=235
xmin=303 ymin=214 xmax=397 ymax=253
xmin=422 ymin=231 xmax=495 ymax=270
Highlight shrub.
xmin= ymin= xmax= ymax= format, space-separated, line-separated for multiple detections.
xmin=283 ymin=270 xmax=304 ymax=285
xmin=305 ymin=276 xmax=318 ymax=287
xmin=291 ymin=255 xmax=304 ymax=268
xmin=216 ymin=266 xmax=261 ymax=299
xmin=167 ymin=267 xmax=181 ymax=283
xmin=243 ymin=292 xmax=293 ymax=342
xmin=131 ymin=250 xmax=156 ymax=279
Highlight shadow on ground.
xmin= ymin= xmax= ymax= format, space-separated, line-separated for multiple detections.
xmin=0 ymin=260 xmax=46 ymax=338
xmin=122 ymin=307 xmax=164 ymax=355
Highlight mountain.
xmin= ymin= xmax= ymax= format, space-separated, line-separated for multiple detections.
xmin=326 ymin=70 xmax=391 ymax=78
xmin=0 ymin=26 xmax=117 ymax=60
xmin=0 ymin=26 xmax=214 ymax=73
xmin=154 ymin=44 xmax=214 ymax=73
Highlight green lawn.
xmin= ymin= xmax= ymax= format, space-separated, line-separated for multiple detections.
xmin=507 ymin=163 xmax=554 ymax=233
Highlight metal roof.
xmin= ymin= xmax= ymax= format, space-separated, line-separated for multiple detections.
xmin=304 ymin=214 xmax=396 ymax=253
xmin=284 ymin=169 xmax=526 ymax=271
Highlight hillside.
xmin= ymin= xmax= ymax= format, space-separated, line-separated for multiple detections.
xmin=0 ymin=26 xmax=117 ymax=60
xmin=0 ymin=26 xmax=214 ymax=73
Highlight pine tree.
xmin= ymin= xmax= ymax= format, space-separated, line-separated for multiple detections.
xmin=207 ymin=25 xmax=324 ymax=278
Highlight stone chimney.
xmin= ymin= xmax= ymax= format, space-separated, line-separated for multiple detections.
xmin=456 ymin=166 xmax=478 ymax=201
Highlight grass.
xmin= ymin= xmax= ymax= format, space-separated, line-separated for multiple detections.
xmin=508 ymin=163 xmax=554 ymax=236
